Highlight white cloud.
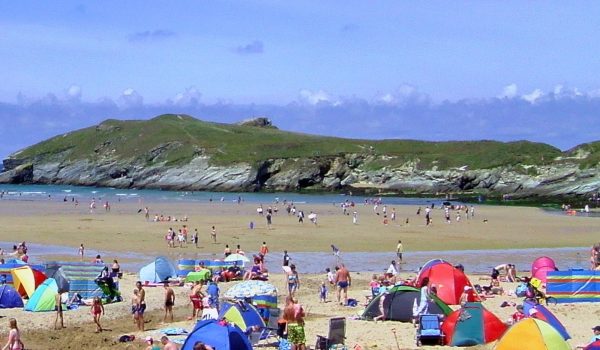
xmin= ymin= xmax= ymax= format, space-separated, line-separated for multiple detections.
xmin=298 ymin=89 xmax=339 ymax=106
xmin=171 ymin=87 xmax=202 ymax=106
xmin=499 ymin=83 xmax=518 ymax=99
xmin=66 ymin=85 xmax=82 ymax=100
xmin=374 ymin=84 xmax=428 ymax=105
xmin=119 ymin=88 xmax=143 ymax=107
xmin=522 ymin=89 xmax=544 ymax=103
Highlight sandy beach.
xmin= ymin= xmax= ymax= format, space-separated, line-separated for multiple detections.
xmin=0 ymin=198 xmax=598 ymax=349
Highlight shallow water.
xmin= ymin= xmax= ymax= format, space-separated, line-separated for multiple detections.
xmin=10 ymin=241 xmax=589 ymax=275
xmin=0 ymin=183 xmax=448 ymax=206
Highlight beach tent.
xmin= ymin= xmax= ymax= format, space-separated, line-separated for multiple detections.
xmin=494 ymin=318 xmax=570 ymax=350
xmin=11 ymin=266 xmax=47 ymax=298
xmin=522 ymin=300 xmax=570 ymax=340
xmin=532 ymin=257 xmax=557 ymax=283
xmin=546 ymin=270 xmax=600 ymax=303
xmin=185 ymin=270 xmax=211 ymax=283
xmin=441 ymin=302 xmax=507 ymax=346
xmin=139 ymin=256 xmax=177 ymax=283
xmin=417 ymin=260 xmax=478 ymax=305
xmin=362 ymin=285 xmax=452 ymax=322
xmin=0 ymin=285 xmax=24 ymax=308
xmin=182 ymin=319 xmax=253 ymax=350
xmin=46 ymin=261 xmax=108 ymax=298
xmin=0 ymin=263 xmax=45 ymax=286
xmin=218 ymin=301 xmax=265 ymax=332
xmin=24 ymin=278 xmax=57 ymax=312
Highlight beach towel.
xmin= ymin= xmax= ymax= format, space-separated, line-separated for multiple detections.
xmin=160 ymin=327 xmax=188 ymax=336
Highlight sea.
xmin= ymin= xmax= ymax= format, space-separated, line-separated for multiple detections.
xmin=0 ymin=183 xmax=451 ymax=206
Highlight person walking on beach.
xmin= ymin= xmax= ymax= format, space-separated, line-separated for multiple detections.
xmin=413 ymin=277 xmax=431 ymax=326
xmin=283 ymin=250 xmax=291 ymax=267
xmin=352 ymin=211 xmax=358 ymax=225
xmin=266 ymin=212 xmax=272 ymax=230
xmin=283 ymin=302 xmax=307 ymax=350
xmin=210 ymin=226 xmax=217 ymax=243
xmin=135 ymin=281 xmax=146 ymax=331
xmin=144 ymin=207 xmax=150 ymax=221
xmin=287 ymin=264 xmax=300 ymax=298
xmin=163 ymin=282 xmax=175 ymax=323
xmin=335 ymin=264 xmax=351 ymax=306
xmin=396 ymin=240 xmax=404 ymax=263
xmin=2 ymin=318 xmax=24 ymax=350
xmin=91 ymin=296 xmax=104 ymax=333
xmin=260 ymin=242 xmax=269 ymax=257
xmin=193 ymin=229 xmax=199 ymax=248
xmin=78 ymin=243 xmax=85 ymax=261
xmin=55 ymin=292 xmax=65 ymax=330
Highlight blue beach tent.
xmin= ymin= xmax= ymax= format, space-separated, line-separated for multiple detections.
xmin=139 ymin=257 xmax=177 ymax=283
xmin=182 ymin=319 xmax=253 ymax=350
xmin=0 ymin=285 xmax=24 ymax=308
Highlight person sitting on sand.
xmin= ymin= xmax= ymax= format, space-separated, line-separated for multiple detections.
xmin=193 ymin=342 xmax=215 ymax=350
xmin=243 ymin=257 xmax=263 ymax=281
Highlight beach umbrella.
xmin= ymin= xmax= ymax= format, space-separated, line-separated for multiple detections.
xmin=495 ymin=318 xmax=570 ymax=350
xmin=224 ymin=280 xmax=277 ymax=299
xmin=523 ymin=300 xmax=570 ymax=340
xmin=224 ymin=254 xmax=250 ymax=263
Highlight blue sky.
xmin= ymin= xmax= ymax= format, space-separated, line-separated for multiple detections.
xmin=1 ymin=1 xmax=600 ymax=159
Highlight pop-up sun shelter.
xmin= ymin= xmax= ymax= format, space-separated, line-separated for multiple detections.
xmin=532 ymin=257 xmax=557 ymax=283
xmin=11 ymin=266 xmax=47 ymax=298
xmin=441 ymin=302 xmax=507 ymax=346
xmin=417 ymin=260 xmax=478 ymax=305
xmin=139 ymin=256 xmax=177 ymax=284
xmin=0 ymin=262 xmax=45 ymax=286
xmin=0 ymin=285 xmax=24 ymax=308
xmin=494 ymin=318 xmax=570 ymax=350
xmin=182 ymin=319 xmax=253 ymax=350
xmin=25 ymin=278 xmax=58 ymax=312
xmin=362 ymin=285 xmax=452 ymax=322
xmin=219 ymin=301 xmax=266 ymax=332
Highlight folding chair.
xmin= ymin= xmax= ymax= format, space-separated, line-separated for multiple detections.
xmin=315 ymin=317 xmax=346 ymax=349
xmin=252 ymin=308 xmax=282 ymax=347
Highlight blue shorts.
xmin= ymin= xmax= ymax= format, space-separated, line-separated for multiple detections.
xmin=337 ymin=281 xmax=349 ymax=289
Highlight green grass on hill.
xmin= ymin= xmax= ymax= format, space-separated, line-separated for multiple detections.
xmin=14 ymin=114 xmax=572 ymax=170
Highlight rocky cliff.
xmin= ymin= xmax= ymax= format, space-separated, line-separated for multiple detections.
xmin=1 ymin=115 xmax=599 ymax=198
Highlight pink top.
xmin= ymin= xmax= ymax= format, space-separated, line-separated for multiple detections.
xmin=8 ymin=329 xmax=22 ymax=350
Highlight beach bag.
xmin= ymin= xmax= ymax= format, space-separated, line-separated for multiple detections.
xmin=515 ymin=283 xmax=528 ymax=297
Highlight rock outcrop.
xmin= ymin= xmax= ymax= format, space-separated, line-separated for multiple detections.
xmin=2 ymin=152 xmax=599 ymax=198
xmin=1 ymin=115 xmax=599 ymax=198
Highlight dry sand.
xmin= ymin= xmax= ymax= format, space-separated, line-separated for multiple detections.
xmin=0 ymin=199 xmax=598 ymax=349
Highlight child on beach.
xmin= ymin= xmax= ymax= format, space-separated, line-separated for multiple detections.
xmin=319 ymin=282 xmax=328 ymax=303
xmin=326 ymin=268 xmax=335 ymax=285
xmin=369 ymin=274 xmax=381 ymax=298
xmin=91 ymin=296 xmax=104 ymax=333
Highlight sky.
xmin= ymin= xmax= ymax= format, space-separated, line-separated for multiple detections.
xmin=1 ymin=1 xmax=600 ymax=160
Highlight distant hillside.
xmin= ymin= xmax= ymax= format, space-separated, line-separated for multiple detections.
xmin=1 ymin=114 xmax=599 ymax=198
